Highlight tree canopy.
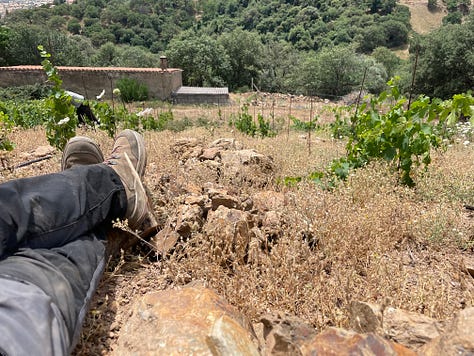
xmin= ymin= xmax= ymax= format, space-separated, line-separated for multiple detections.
xmin=0 ymin=0 xmax=472 ymax=98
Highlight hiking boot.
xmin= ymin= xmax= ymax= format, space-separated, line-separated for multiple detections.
xmin=61 ymin=136 xmax=104 ymax=170
xmin=105 ymin=129 xmax=157 ymax=233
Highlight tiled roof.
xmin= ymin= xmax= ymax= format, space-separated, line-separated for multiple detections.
xmin=174 ymin=86 xmax=229 ymax=95
xmin=0 ymin=65 xmax=182 ymax=73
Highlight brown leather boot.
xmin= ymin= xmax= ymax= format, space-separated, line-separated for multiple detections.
xmin=61 ymin=136 xmax=104 ymax=170
xmin=105 ymin=129 xmax=157 ymax=233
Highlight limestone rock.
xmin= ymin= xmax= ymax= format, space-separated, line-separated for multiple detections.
xmin=200 ymin=147 xmax=221 ymax=161
xmin=260 ymin=312 xmax=317 ymax=355
xmin=114 ymin=286 xmax=259 ymax=355
xmin=300 ymin=328 xmax=417 ymax=356
xmin=209 ymin=138 xmax=243 ymax=150
xmin=350 ymin=301 xmax=383 ymax=334
xmin=204 ymin=206 xmax=254 ymax=265
xmin=219 ymin=149 xmax=274 ymax=187
xmin=175 ymin=204 xmax=204 ymax=238
xmin=171 ymin=137 xmax=201 ymax=156
xmin=210 ymin=192 xmax=241 ymax=210
xmin=32 ymin=145 xmax=55 ymax=157
xmin=383 ymin=306 xmax=443 ymax=349
xmin=261 ymin=210 xmax=284 ymax=238
xmin=151 ymin=226 xmax=180 ymax=255
xmin=221 ymin=149 xmax=273 ymax=171
xmin=183 ymin=194 xmax=208 ymax=209
xmin=420 ymin=307 xmax=474 ymax=355
xmin=20 ymin=145 xmax=55 ymax=159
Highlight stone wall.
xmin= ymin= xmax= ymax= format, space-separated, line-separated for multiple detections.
xmin=0 ymin=66 xmax=183 ymax=101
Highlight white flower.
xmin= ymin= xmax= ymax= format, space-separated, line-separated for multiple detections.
xmin=58 ymin=117 xmax=70 ymax=125
xmin=113 ymin=88 xmax=121 ymax=96
xmin=96 ymin=89 xmax=105 ymax=100
xmin=137 ymin=108 xmax=154 ymax=117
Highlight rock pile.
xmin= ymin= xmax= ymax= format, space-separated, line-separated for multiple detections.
xmin=115 ymin=285 xmax=474 ymax=355
xmin=152 ymin=183 xmax=287 ymax=262
xmin=113 ymin=138 xmax=474 ymax=355
xmin=151 ymin=138 xmax=283 ymax=260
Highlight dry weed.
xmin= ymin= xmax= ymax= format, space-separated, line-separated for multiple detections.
xmin=1 ymin=101 xmax=473 ymax=355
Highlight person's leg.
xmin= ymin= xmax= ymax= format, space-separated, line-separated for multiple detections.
xmin=0 ymin=163 xmax=127 ymax=257
xmin=0 ymin=131 xmax=157 ymax=355
xmin=0 ymin=232 xmax=107 ymax=356
xmin=0 ymin=129 xmax=158 ymax=258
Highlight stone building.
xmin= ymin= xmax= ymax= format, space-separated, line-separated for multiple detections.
xmin=0 ymin=65 xmax=182 ymax=101
xmin=0 ymin=65 xmax=230 ymax=104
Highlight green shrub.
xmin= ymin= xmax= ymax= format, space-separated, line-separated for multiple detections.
xmin=0 ymin=100 xmax=47 ymax=128
xmin=328 ymin=79 xmax=474 ymax=186
xmin=0 ymin=84 xmax=50 ymax=101
xmin=39 ymin=45 xmax=77 ymax=150
xmin=167 ymin=117 xmax=193 ymax=132
xmin=231 ymin=104 xmax=275 ymax=137
xmin=0 ymin=111 xmax=14 ymax=152
xmin=290 ymin=115 xmax=318 ymax=132
xmin=116 ymin=78 xmax=149 ymax=103
xmin=232 ymin=103 xmax=257 ymax=136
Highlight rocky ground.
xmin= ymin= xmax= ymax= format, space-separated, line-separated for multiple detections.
xmin=1 ymin=96 xmax=473 ymax=354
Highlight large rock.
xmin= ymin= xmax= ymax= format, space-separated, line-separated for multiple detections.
xmin=175 ymin=203 xmax=204 ymax=238
xmin=220 ymin=149 xmax=274 ymax=187
xmin=420 ymin=307 xmax=474 ymax=355
xmin=171 ymin=138 xmax=274 ymax=187
xmin=171 ymin=137 xmax=201 ymax=157
xmin=209 ymin=138 xmax=243 ymax=150
xmin=299 ymin=328 xmax=416 ymax=356
xmin=350 ymin=301 xmax=383 ymax=334
xmin=204 ymin=206 xmax=254 ymax=265
xmin=383 ymin=306 xmax=443 ymax=349
xmin=114 ymin=286 xmax=260 ymax=355
xmin=151 ymin=225 xmax=180 ymax=255
xmin=259 ymin=312 xmax=317 ymax=355
xmin=350 ymin=301 xmax=443 ymax=350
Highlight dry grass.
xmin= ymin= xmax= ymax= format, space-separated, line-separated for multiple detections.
xmin=1 ymin=98 xmax=473 ymax=354
xmin=399 ymin=0 xmax=447 ymax=34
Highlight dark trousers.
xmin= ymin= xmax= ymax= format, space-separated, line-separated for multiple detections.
xmin=0 ymin=164 xmax=127 ymax=356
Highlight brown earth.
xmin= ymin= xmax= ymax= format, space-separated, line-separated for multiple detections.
xmin=394 ymin=0 xmax=446 ymax=59
xmin=400 ymin=0 xmax=446 ymax=34
xmin=1 ymin=95 xmax=473 ymax=354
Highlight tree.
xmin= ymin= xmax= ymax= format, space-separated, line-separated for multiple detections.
xmin=0 ymin=26 xmax=11 ymax=65
xmin=167 ymin=32 xmax=231 ymax=87
xmin=442 ymin=11 xmax=463 ymax=25
xmin=92 ymin=42 xmax=119 ymax=66
xmin=48 ymin=15 xmax=67 ymax=30
xmin=360 ymin=56 xmax=388 ymax=93
xmin=414 ymin=19 xmax=474 ymax=98
xmin=382 ymin=19 xmax=409 ymax=47
xmin=116 ymin=46 xmax=160 ymax=67
xmin=372 ymin=46 xmax=401 ymax=78
xmin=5 ymin=25 xmax=43 ymax=65
xmin=67 ymin=18 xmax=82 ymax=35
xmin=299 ymin=45 xmax=364 ymax=98
xmin=258 ymin=40 xmax=303 ymax=93
xmin=357 ymin=24 xmax=387 ymax=52
xmin=427 ymin=0 xmax=438 ymax=12
xmin=218 ymin=28 xmax=263 ymax=90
